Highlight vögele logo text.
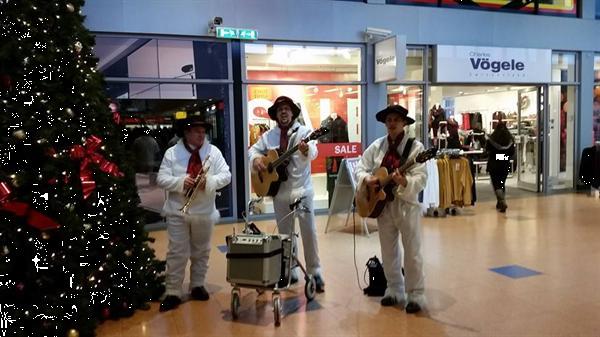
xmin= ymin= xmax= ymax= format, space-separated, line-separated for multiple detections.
xmin=376 ymin=55 xmax=395 ymax=65
xmin=470 ymin=57 xmax=525 ymax=73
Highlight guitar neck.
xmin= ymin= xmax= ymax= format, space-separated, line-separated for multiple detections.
xmin=271 ymin=137 xmax=307 ymax=168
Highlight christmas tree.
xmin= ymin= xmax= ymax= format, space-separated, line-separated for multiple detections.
xmin=0 ymin=1 xmax=165 ymax=336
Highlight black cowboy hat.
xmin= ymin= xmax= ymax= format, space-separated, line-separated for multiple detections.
xmin=267 ymin=96 xmax=301 ymax=121
xmin=175 ymin=114 xmax=211 ymax=137
xmin=375 ymin=105 xmax=415 ymax=125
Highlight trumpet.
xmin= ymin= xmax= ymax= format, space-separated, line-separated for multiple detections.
xmin=180 ymin=155 xmax=210 ymax=214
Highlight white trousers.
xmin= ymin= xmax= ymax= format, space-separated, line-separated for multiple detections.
xmin=377 ymin=202 xmax=425 ymax=303
xmin=273 ymin=191 xmax=322 ymax=276
xmin=165 ymin=214 xmax=215 ymax=297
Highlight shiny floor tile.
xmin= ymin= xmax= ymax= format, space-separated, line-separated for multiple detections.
xmin=96 ymin=193 xmax=600 ymax=337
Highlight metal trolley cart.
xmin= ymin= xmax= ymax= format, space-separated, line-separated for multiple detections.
xmin=225 ymin=197 xmax=316 ymax=326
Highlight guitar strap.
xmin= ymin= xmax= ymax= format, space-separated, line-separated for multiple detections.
xmin=401 ymin=138 xmax=415 ymax=165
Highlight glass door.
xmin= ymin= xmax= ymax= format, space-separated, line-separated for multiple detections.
xmin=516 ymin=87 xmax=541 ymax=192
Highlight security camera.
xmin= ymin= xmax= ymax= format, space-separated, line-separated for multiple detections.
xmin=364 ymin=27 xmax=392 ymax=41
xmin=208 ymin=17 xmax=223 ymax=35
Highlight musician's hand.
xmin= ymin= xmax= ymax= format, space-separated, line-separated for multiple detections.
xmin=391 ymin=169 xmax=407 ymax=187
xmin=198 ymin=176 xmax=206 ymax=191
xmin=253 ymin=158 xmax=267 ymax=172
xmin=184 ymin=175 xmax=195 ymax=190
xmin=366 ymin=175 xmax=379 ymax=187
xmin=298 ymin=141 xmax=309 ymax=156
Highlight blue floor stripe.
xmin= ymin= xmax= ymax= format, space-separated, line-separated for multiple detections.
xmin=490 ymin=265 xmax=542 ymax=279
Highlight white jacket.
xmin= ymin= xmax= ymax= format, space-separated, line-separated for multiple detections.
xmin=355 ymin=134 xmax=427 ymax=206
xmin=157 ymin=138 xmax=231 ymax=218
xmin=248 ymin=121 xmax=317 ymax=200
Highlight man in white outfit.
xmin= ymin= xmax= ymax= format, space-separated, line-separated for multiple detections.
xmin=355 ymin=105 xmax=428 ymax=313
xmin=157 ymin=115 xmax=231 ymax=312
xmin=248 ymin=96 xmax=325 ymax=292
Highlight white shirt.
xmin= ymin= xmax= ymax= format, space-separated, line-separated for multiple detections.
xmin=157 ymin=138 xmax=231 ymax=217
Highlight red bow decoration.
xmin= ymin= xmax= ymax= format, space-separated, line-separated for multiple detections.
xmin=70 ymin=135 xmax=124 ymax=199
xmin=113 ymin=111 xmax=121 ymax=125
xmin=0 ymin=182 xmax=61 ymax=230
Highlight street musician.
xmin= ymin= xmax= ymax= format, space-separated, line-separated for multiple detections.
xmin=157 ymin=113 xmax=231 ymax=312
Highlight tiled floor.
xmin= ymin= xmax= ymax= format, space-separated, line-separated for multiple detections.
xmin=97 ymin=192 xmax=600 ymax=337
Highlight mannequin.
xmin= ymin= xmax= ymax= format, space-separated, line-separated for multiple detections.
xmin=429 ymin=105 xmax=447 ymax=147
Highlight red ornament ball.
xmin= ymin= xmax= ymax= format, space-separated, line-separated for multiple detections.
xmin=0 ymin=74 xmax=12 ymax=90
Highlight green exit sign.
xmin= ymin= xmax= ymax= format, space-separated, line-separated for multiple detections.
xmin=216 ymin=27 xmax=258 ymax=40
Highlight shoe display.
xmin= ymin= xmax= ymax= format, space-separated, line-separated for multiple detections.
xmin=190 ymin=286 xmax=210 ymax=301
xmin=405 ymin=301 xmax=421 ymax=313
xmin=380 ymin=295 xmax=397 ymax=306
xmin=159 ymin=295 xmax=181 ymax=312
xmin=314 ymin=275 xmax=325 ymax=293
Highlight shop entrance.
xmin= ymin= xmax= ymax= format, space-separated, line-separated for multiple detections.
xmin=516 ymin=87 xmax=541 ymax=192
xmin=428 ymin=85 xmax=544 ymax=199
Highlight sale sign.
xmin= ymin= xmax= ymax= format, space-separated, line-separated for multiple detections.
xmin=317 ymin=142 xmax=362 ymax=158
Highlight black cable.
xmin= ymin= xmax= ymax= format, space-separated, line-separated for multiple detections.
xmin=352 ymin=204 xmax=365 ymax=292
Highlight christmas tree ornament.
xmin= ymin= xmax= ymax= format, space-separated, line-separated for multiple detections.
xmin=65 ymin=107 xmax=74 ymax=117
xmin=41 ymin=232 xmax=51 ymax=240
xmin=74 ymin=41 xmax=83 ymax=53
xmin=0 ymin=74 xmax=12 ymax=90
xmin=124 ymin=250 xmax=132 ymax=257
xmin=101 ymin=307 xmax=110 ymax=319
xmin=66 ymin=3 xmax=75 ymax=12
xmin=12 ymin=129 xmax=26 ymax=140
xmin=67 ymin=329 xmax=79 ymax=337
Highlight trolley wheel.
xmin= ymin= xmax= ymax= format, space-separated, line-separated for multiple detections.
xmin=305 ymin=275 xmax=316 ymax=302
xmin=273 ymin=295 xmax=281 ymax=327
xmin=231 ymin=290 xmax=240 ymax=320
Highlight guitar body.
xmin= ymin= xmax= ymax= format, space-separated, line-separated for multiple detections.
xmin=251 ymin=149 xmax=288 ymax=197
xmin=355 ymin=167 xmax=393 ymax=218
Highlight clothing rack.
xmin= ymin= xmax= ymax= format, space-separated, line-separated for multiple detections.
xmin=592 ymin=141 xmax=600 ymax=199
xmin=579 ymin=142 xmax=600 ymax=199
xmin=423 ymin=150 xmax=475 ymax=217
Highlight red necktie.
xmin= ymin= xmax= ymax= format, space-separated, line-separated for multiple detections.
xmin=184 ymin=142 xmax=202 ymax=178
xmin=381 ymin=133 xmax=404 ymax=170
xmin=279 ymin=126 xmax=290 ymax=153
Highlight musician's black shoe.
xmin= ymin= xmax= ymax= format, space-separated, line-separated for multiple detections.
xmin=314 ymin=275 xmax=325 ymax=293
xmin=405 ymin=301 xmax=422 ymax=314
xmin=159 ymin=295 xmax=181 ymax=312
xmin=191 ymin=286 xmax=210 ymax=301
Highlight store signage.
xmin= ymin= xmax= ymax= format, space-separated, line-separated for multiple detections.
xmin=317 ymin=142 xmax=362 ymax=157
xmin=436 ymin=45 xmax=551 ymax=83
xmin=216 ymin=27 xmax=258 ymax=40
xmin=374 ymin=35 xmax=406 ymax=83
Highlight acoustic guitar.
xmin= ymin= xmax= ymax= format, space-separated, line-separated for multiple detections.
xmin=251 ymin=127 xmax=329 ymax=197
xmin=355 ymin=148 xmax=437 ymax=218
